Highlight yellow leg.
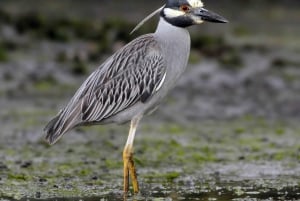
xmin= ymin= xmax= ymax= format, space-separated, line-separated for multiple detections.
xmin=123 ymin=116 xmax=142 ymax=194
xmin=123 ymin=147 xmax=139 ymax=194
xmin=128 ymin=153 xmax=139 ymax=193
xmin=123 ymin=150 xmax=130 ymax=193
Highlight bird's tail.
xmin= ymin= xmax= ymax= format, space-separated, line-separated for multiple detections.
xmin=44 ymin=103 xmax=81 ymax=145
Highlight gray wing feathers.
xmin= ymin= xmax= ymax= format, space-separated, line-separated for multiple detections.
xmin=44 ymin=35 xmax=166 ymax=144
xmin=82 ymin=53 xmax=165 ymax=122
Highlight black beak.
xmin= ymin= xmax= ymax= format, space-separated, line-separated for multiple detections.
xmin=194 ymin=8 xmax=228 ymax=23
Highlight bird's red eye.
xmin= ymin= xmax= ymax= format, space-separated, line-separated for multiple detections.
xmin=180 ymin=5 xmax=190 ymax=12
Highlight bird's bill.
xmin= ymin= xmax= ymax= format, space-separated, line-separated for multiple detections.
xmin=192 ymin=8 xmax=228 ymax=23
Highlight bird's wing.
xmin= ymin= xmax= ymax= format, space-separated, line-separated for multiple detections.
xmin=81 ymin=36 xmax=166 ymax=122
xmin=45 ymin=35 xmax=166 ymax=143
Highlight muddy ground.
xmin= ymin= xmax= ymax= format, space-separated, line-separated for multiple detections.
xmin=0 ymin=0 xmax=299 ymax=200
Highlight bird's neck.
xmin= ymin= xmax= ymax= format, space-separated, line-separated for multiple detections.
xmin=154 ymin=17 xmax=191 ymax=83
xmin=154 ymin=17 xmax=190 ymax=44
xmin=154 ymin=17 xmax=191 ymax=60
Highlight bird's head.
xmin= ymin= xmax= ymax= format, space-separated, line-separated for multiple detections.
xmin=130 ymin=0 xmax=228 ymax=34
xmin=161 ymin=0 xmax=228 ymax=27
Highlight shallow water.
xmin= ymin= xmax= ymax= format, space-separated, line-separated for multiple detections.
xmin=13 ymin=184 xmax=300 ymax=201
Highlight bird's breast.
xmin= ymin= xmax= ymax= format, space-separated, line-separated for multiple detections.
xmin=157 ymin=32 xmax=191 ymax=92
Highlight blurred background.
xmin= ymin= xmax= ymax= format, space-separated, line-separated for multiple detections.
xmin=0 ymin=0 xmax=299 ymax=199
xmin=0 ymin=0 xmax=299 ymax=122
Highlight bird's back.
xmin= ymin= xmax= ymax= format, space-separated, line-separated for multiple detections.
xmin=45 ymin=34 xmax=167 ymax=144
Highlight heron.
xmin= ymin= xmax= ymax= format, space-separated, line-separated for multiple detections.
xmin=44 ymin=0 xmax=227 ymax=195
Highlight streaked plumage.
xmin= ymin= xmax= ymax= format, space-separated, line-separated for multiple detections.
xmin=45 ymin=24 xmax=190 ymax=144
xmin=45 ymin=35 xmax=166 ymax=143
xmin=44 ymin=0 xmax=227 ymax=195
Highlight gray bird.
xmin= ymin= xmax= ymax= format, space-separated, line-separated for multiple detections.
xmin=44 ymin=0 xmax=227 ymax=194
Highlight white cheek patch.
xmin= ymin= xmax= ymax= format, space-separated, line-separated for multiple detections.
xmin=191 ymin=15 xmax=203 ymax=24
xmin=187 ymin=0 xmax=204 ymax=8
xmin=164 ymin=8 xmax=185 ymax=18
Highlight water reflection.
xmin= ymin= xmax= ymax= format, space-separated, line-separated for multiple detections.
xmin=15 ymin=185 xmax=299 ymax=201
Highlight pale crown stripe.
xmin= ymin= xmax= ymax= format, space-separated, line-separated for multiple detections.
xmin=187 ymin=0 xmax=204 ymax=8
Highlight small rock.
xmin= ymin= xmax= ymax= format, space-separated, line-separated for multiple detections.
xmin=20 ymin=161 xmax=32 ymax=168
xmin=0 ymin=163 xmax=8 ymax=170
xmin=91 ymin=175 xmax=98 ymax=180
xmin=35 ymin=191 xmax=41 ymax=198
xmin=238 ymin=156 xmax=245 ymax=160
xmin=39 ymin=178 xmax=47 ymax=182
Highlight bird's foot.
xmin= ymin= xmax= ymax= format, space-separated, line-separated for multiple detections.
xmin=123 ymin=149 xmax=139 ymax=195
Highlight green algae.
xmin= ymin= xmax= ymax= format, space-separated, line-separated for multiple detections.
xmin=1 ymin=117 xmax=299 ymax=199
xmin=144 ymin=171 xmax=180 ymax=181
xmin=0 ymin=47 xmax=9 ymax=62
